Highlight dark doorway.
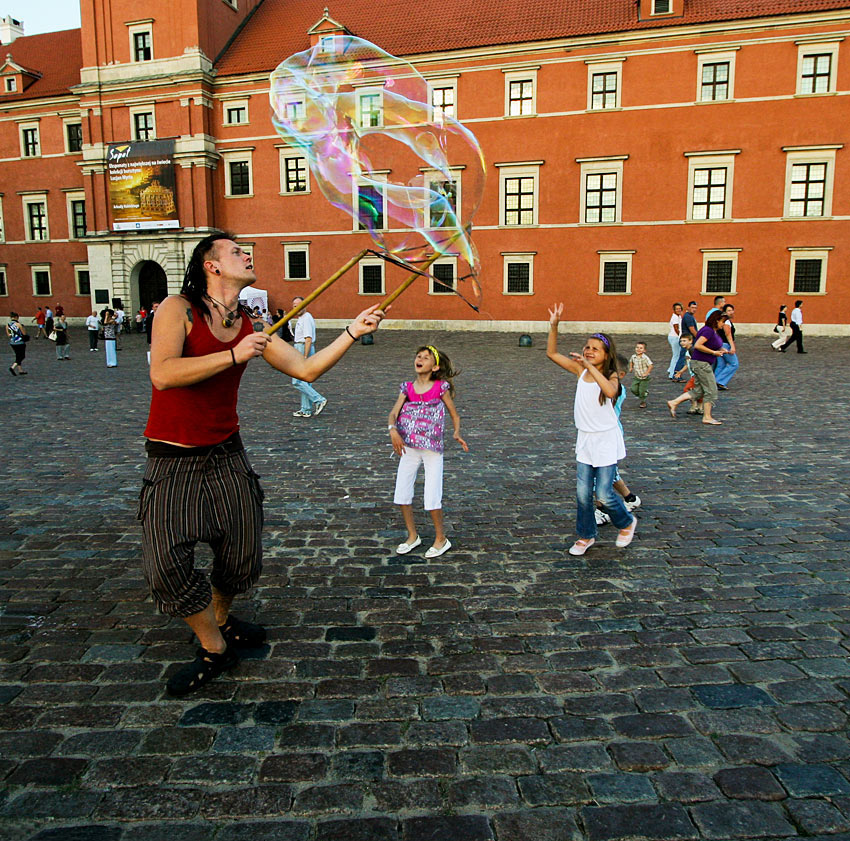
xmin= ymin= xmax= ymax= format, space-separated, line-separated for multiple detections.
xmin=138 ymin=261 xmax=168 ymax=310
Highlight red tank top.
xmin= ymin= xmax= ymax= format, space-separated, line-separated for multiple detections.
xmin=143 ymin=303 xmax=254 ymax=446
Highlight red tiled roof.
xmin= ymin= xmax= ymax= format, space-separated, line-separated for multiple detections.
xmin=216 ymin=0 xmax=850 ymax=76
xmin=0 ymin=29 xmax=82 ymax=101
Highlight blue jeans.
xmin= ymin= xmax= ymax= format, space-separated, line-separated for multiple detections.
xmin=292 ymin=342 xmax=324 ymax=413
xmin=667 ymin=334 xmax=680 ymax=377
xmin=105 ymin=339 xmax=117 ymax=367
xmin=714 ymin=343 xmax=739 ymax=386
xmin=575 ymin=461 xmax=633 ymax=540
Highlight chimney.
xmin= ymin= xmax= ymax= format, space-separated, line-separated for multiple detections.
xmin=0 ymin=15 xmax=24 ymax=44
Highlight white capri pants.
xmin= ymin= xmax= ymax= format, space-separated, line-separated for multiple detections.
xmin=393 ymin=447 xmax=444 ymax=510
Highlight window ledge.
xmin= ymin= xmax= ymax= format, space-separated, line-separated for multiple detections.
xmin=503 ymin=291 xmax=534 ymax=296
xmin=794 ymin=91 xmax=838 ymax=98
xmin=598 ymin=291 xmax=633 ymax=296
xmin=586 ymin=107 xmax=623 ymax=114
xmin=686 ymin=218 xmax=732 ymax=224
xmin=284 ymin=277 xmax=311 ymax=282
xmin=695 ymin=99 xmax=735 ymax=105
xmin=782 ymin=215 xmax=832 ymax=221
xmin=225 ymin=194 xmax=254 ymax=199
xmin=498 ymin=224 xmax=539 ymax=229
xmin=503 ymin=114 xmax=538 ymax=119
xmin=279 ymin=191 xmax=311 ymax=196
xmin=579 ymin=221 xmax=623 ymax=227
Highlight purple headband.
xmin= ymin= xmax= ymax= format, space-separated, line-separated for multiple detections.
xmin=590 ymin=333 xmax=610 ymax=348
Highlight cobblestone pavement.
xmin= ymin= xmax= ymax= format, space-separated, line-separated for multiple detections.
xmin=1 ymin=326 xmax=848 ymax=841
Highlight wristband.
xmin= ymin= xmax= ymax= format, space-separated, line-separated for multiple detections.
xmin=388 ymin=425 xmax=396 ymax=432
xmin=230 ymin=347 xmax=237 ymax=366
xmin=345 ymin=325 xmax=357 ymax=341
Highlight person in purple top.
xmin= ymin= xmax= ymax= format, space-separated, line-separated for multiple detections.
xmin=666 ymin=310 xmax=729 ymax=425
xmin=388 ymin=345 xmax=468 ymax=558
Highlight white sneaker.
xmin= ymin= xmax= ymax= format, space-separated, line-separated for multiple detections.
xmin=292 ymin=410 xmax=312 ymax=418
xmin=594 ymin=508 xmax=611 ymax=526
xmin=625 ymin=496 xmax=642 ymax=512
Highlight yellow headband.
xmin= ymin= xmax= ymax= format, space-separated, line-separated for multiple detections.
xmin=426 ymin=345 xmax=440 ymax=368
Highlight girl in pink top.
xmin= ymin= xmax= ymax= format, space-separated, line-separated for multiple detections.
xmin=388 ymin=345 xmax=468 ymax=558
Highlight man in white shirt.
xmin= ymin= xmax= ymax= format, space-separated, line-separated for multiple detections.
xmin=85 ymin=310 xmax=100 ymax=352
xmin=779 ymin=299 xmax=806 ymax=354
xmin=291 ymin=296 xmax=328 ymax=418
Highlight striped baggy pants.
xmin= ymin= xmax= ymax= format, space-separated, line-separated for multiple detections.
xmin=138 ymin=446 xmax=264 ymax=617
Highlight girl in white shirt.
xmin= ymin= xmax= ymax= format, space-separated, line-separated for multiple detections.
xmin=547 ymin=304 xmax=637 ymax=556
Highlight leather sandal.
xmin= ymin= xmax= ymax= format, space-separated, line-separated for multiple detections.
xmin=166 ymin=646 xmax=238 ymax=696
xmin=219 ymin=615 xmax=267 ymax=648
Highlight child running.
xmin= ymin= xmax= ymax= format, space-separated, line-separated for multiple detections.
xmin=547 ymin=304 xmax=637 ymax=556
xmin=388 ymin=345 xmax=468 ymax=558
xmin=628 ymin=342 xmax=653 ymax=408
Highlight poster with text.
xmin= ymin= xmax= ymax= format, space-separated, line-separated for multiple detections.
xmin=107 ymin=140 xmax=179 ymax=231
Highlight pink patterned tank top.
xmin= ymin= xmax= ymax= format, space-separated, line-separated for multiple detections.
xmin=396 ymin=380 xmax=450 ymax=452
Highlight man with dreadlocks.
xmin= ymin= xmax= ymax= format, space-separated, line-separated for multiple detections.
xmin=141 ymin=232 xmax=384 ymax=695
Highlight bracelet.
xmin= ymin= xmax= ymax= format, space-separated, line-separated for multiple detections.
xmin=230 ymin=347 xmax=237 ymax=366
xmin=345 ymin=325 xmax=357 ymax=341
xmin=388 ymin=425 xmax=396 ymax=432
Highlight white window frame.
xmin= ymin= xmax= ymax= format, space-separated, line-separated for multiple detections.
xmin=352 ymin=174 xmax=388 ymax=232
xmin=696 ymin=50 xmax=737 ymax=102
xmin=427 ymin=76 xmax=458 ymax=121
xmin=358 ymin=257 xmax=385 ymax=296
xmin=128 ymin=23 xmax=154 ymax=63
xmin=223 ymin=99 xmax=249 ymax=126
xmin=421 ymin=168 xmax=463 ymax=230
xmin=19 ymin=121 xmax=41 ymax=158
xmin=0 ymin=195 xmax=4 ymax=243
xmin=686 ymin=151 xmax=738 ymax=222
xmin=357 ymin=87 xmax=384 ymax=128
xmin=701 ymin=249 xmax=740 ymax=296
xmin=31 ymin=264 xmax=52 ymax=297
xmin=74 ymin=264 xmax=91 ymax=297
xmin=502 ymin=252 xmax=535 ymax=295
xmin=0 ymin=265 xmax=7 ymax=297
xmin=796 ymin=41 xmax=840 ymax=96
xmin=652 ymin=0 xmax=673 ymax=14
xmin=783 ymin=146 xmax=840 ymax=219
xmin=63 ymin=119 xmax=84 ymax=154
xmin=22 ymin=194 xmax=49 ymax=242
xmin=587 ymin=59 xmax=624 ymax=111
xmin=318 ymin=34 xmax=340 ymax=55
xmin=579 ymin=156 xmax=626 ymax=225
xmin=283 ymin=243 xmax=310 ymax=281
xmin=788 ymin=247 xmax=830 ymax=295
xmin=5 ymin=77 xmax=16 ymax=92
xmin=278 ymin=148 xmax=310 ymax=195
xmin=66 ymin=191 xmax=87 ymax=240
xmin=129 ymin=106 xmax=156 ymax=141
xmin=598 ymin=251 xmax=634 ymax=295
xmin=430 ymin=256 xmax=457 ymax=295
xmin=503 ymin=69 xmax=537 ymax=118
xmin=221 ymin=149 xmax=254 ymax=198
xmin=497 ymin=162 xmax=540 ymax=228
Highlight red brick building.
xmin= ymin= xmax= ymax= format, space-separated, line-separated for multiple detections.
xmin=1 ymin=0 xmax=849 ymax=332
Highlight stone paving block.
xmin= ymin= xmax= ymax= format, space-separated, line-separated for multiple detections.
xmin=200 ymin=785 xmax=294 ymax=817
xmin=406 ymin=721 xmax=468 ymax=745
xmin=215 ymin=822 xmax=310 ymax=841
xmin=492 ymin=807 xmax=581 ymax=841
xmin=178 ymin=702 xmax=253 ymax=727
xmin=579 ymin=803 xmax=698 ymax=841
xmin=587 ymin=773 xmax=658 ymax=804
xmin=291 ymin=783 xmax=364 ymax=814
xmin=140 ymin=727 xmax=214 ymax=755
xmin=121 ymin=824 xmax=217 ymax=841
xmin=652 ymin=771 xmax=721 ymax=803
xmin=315 ymin=817 xmax=398 ymax=841
xmin=448 ymin=775 xmax=520 ymax=806
xmin=609 ymin=741 xmax=670 ymax=772
xmin=387 ymin=748 xmax=456 ymax=777
xmin=785 ymin=798 xmax=850 ymax=835
xmin=401 ymin=815 xmax=493 ymax=841
xmin=692 ymin=683 xmax=776 ymax=709
xmin=169 ymin=754 xmax=256 ymax=784
xmin=28 ymin=827 xmax=123 ymax=841
xmin=776 ymin=703 xmax=847 ymax=732
xmin=550 ymin=716 xmax=616 ymax=742
xmin=792 ymin=734 xmax=850 ymax=763
xmin=469 ymin=717 xmax=551 ymax=745
xmin=537 ymin=744 xmax=612 ymax=773
xmin=94 ymin=787 xmax=204 ymax=820
xmin=713 ymin=766 xmax=786 ymax=800
xmin=690 ymin=800 xmax=797 ymax=838
xmin=518 ymin=772 xmax=592 ymax=806
xmin=459 ymin=745 xmax=537 ymax=774
xmin=1 ymin=790 xmax=102 ymax=820
xmin=370 ymin=780 xmax=442 ymax=812
xmin=420 ymin=696 xmax=480 ymax=720
xmin=84 ymin=757 xmax=172 ymax=788
xmin=633 ymin=688 xmax=694 ymax=713
xmin=259 ymin=753 xmax=327 ymax=781
xmin=773 ymin=763 xmax=850 ymax=797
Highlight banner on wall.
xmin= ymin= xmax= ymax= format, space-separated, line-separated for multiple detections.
xmin=107 ymin=140 xmax=179 ymax=231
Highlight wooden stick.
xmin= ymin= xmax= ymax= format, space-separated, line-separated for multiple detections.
xmin=264 ymin=249 xmax=369 ymax=336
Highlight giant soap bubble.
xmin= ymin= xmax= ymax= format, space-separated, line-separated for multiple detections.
xmin=270 ymin=35 xmax=486 ymax=306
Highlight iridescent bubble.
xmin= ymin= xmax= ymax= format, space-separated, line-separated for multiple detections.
xmin=270 ymin=35 xmax=486 ymax=304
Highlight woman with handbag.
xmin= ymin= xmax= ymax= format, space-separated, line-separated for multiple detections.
xmin=6 ymin=312 xmax=29 ymax=375
xmin=771 ymin=304 xmax=789 ymax=350
xmin=54 ymin=314 xmax=70 ymax=360
xmin=102 ymin=309 xmax=118 ymax=368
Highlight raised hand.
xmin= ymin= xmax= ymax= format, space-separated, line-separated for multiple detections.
xmin=350 ymin=305 xmax=386 ymax=337
xmin=548 ymin=303 xmax=564 ymax=326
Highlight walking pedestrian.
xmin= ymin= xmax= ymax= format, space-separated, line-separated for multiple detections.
xmin=290 ymin=296 xmax=328 ymax=418
xmin=546 ymin=303 xmax=637 ymax=557
xmin=33 ymin=307 xmax=46 ymax=339
xmin=389 ymin=345 xmax=468 ymax=559
xmin=54 ymin=314 xmax=70 ymax=360
xmin=674 ymin=301 xmax=699 ymax=375
xmin=86 ymin=310 xmax=100 ymax=351
xmin=667 ymin=303 xmax=683 ymax=379
xmin=7 ymin=312 xmax=29 ymax=375
xmin=44 ymin=305 xmax=54 ymax=339
xmin=771 ymin=304 xmax=789 ymax=350
xmin=715 ymin=303 xmax=739 ymax=389
xmin=139 ymin=231 xmax=383 ymax=695
xmin=779 ymin=300 xmax=806 ymax=353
